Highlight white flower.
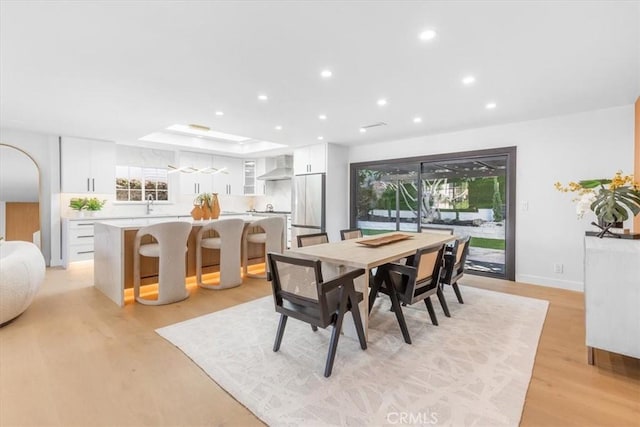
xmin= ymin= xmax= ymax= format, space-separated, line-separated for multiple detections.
xmin=576 ymin=191 xmax=596 ymax=218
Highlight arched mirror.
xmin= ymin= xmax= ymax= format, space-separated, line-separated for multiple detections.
xmin=0 ymin=144 xmax=41 ymax=251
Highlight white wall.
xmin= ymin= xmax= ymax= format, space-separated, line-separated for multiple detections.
xmin=348 ymin=105 xmax=635 ymax=291
xmin=0 ymin=128 xmax=61 ymax=265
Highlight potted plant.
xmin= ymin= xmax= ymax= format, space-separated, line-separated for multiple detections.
xmin=69 ymin=198 xmax=87 ymax=213
xmin=85 ymin=198 xmax=106 ymax=216
xmin=555 ymin=171 xmax=640 ymax=237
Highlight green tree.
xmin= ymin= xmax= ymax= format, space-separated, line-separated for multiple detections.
xmin=492 ymin=177 xmax=503 ymax=222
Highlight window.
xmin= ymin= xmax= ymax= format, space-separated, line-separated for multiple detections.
xmin=243 ymin=160 xmax=256 ymax=194
xmin=116 ymin=166 xmax=169 ymax=201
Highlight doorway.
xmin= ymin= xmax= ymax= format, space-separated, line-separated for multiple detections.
xmin=0 ymin=145 xmax=41 ymax=249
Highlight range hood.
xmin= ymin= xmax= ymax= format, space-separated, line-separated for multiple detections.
xmin=257 ymin=155 xmax=293 ymax=181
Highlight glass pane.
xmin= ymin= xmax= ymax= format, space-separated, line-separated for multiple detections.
xmin=116 ymin=189 xmax=129 ymax=201
xmin=355 ymin=163 xmax=419 ymax=234
xmin=130 ymin=190 xmax=142 ymax=201
xmin=156 ymin=190 xmax=168 ymax=201
xmin=421 ymin=156 xmax=507 ymax=277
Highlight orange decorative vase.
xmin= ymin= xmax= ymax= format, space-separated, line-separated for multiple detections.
xmin=202 ymin=205 xmax=212 ymax=220
xmin=191 ymin=205 xmax=204 ymax=220
xmin=211 ymin=193 xmax=221 ymax=219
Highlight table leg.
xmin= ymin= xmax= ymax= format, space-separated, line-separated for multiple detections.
xmin=340 ymin=266 xmax=369 ymax=342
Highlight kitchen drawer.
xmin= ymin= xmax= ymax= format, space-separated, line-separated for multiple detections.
xmin=68 ymin=220 xmax=95 ymax=229
xmin=69 ymin=227 xmax=95 ymax=241
xmin=68 ymin=243 xmax=95 ymax=262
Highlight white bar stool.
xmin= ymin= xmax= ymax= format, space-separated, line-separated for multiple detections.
xmin=242 ymin=216 xmax=285 ymax=279
xmin=196 ymin=218 xmax=244 ymax=289
xmin=133 ymin=221 xmax=191 ymax=305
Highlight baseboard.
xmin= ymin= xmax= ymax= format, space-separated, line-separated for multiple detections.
xmin=516 ymin=274 xmax=584 ymax=292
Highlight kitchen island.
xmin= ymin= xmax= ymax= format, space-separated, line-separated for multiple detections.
xmin=94 ymin=215 xmax=269 ymax=306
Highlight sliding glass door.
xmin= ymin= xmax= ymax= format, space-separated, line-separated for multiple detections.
xmin=350 ymin=147 xmax=516 ymax=280
xmin=421 ymin=156 xmax=508 ymax=276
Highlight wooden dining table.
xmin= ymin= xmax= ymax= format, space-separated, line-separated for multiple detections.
xmin=286 ymin=231 xmax=454 ymax=341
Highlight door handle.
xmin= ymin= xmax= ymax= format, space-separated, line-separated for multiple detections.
xmin=87 ymin=178 xmax=90 ymax=192
xmin=92 ymin=178 xmax=95 ymax=192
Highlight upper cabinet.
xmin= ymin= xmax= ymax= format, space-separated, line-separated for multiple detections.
xmin=178 ymin=151 xmax=214 ymax=196
xmin=242 ymin=159 xmax=266 ymax=195
xmin=212 ymin=155 xmax=243 ymax=195
xmin=61 ymin=137 xmax=116 ymax=193
xmin=294 ymin=144 xmax=326 ymax=175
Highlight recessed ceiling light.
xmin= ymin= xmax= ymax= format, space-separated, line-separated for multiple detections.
xmin=359 ymin=128 xmax=367 ymax=133
xmin=318 ymin=114 xmax=327 ymax=120
xmin=377 ymin=98 xmax=387 ymax=106
xmin=462 ymin=75 xmax=476 ymax=86
xmin=419 ymin=29 xmax=437 ymax=41
xmin=317 ymin=136 xmax=324 ymax=140
xmin=258 ymin=94 xmax=268 ymax=101
xmin=274 ymin=125 xmax=283 ymax=131
xmin=413 ymin=117 xmax=423 ymax=123
xmin=320 ymin=69 xmax=332 ymax=78
xmin=215 ymin=111 xmax=224 ymax=116
xmin=485 ymin=102 xmax=497 ymax=109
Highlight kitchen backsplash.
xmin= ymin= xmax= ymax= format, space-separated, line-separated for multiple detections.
xmin=60 ymin=180 xmax=293 ymax=218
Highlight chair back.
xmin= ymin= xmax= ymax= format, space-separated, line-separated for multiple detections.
xmin=340 ymin=228 xmax=363 ymax=240
xmin=134 ymin=221 xmax=192 ymax=304
xmin=421 ymin=226 xmax=454 ymax=235
xmin=268 ymin=253 xmax=334 ymax=326
xmin=452 ymin=236 xmax=471 ymax=274
xmin=250 ymin=216 xmax=285 ymax=254
xmin=406 ymin=245 xmax=445 ymax=299
xmin=297 ymin=232 xmax=329 ymax=247
xmin=197 ymin=218 xmax=244 ymax=288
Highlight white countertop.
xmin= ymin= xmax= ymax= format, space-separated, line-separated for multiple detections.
xmin=63 ymin=211 xmax=249 ymax=221
xmin=94 ymin=214 xmax=258 ymax=230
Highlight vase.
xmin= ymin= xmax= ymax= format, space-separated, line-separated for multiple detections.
xmin=191 ymin=205 xmax=204 ymax=221
xmin=211 ymin=193 xmax=221 ymax=219
xmin=202 ymin=205 xmax=212 ymax=220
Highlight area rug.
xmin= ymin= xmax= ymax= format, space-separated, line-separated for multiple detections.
xmin=156 ymin=286 xmax=548 ymax=426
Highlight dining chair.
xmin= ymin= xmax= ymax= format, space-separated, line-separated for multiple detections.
xmin=440 ymin=236 xmax=471 ymax=304
xmin=133 ymin=221 xmax=191 ymax=305
xmin=296 ymin=232 xmax=329 ymax=247
xmin=369 ymin=244 xmax=447 ymax=344
xmin=267 ymin=252 xmax=367 ymax=377
xmin=196 ymin=218 xmax=245 ymax=289
xmin=339 ymin=228 xmax=363 ymax=240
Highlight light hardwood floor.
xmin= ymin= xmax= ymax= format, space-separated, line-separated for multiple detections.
xmin=1 ymin=263 xmax=638 ymax=426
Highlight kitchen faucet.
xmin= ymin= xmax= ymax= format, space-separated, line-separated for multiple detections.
xmin=266 ymin=204 xmax=274 ymax=212
xmin=146 ymin=194 xmax=154 ymax=215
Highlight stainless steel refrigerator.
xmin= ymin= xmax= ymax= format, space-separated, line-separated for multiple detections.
xmin=291 ymin=173 xmax=325 ymax=247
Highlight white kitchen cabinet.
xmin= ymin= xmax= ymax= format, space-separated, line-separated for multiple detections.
xmin=294 ymin=144 xmax=326 ymax=174
xmin=213 ymin=155 xmax=243 ymax=195
xmin=243 ymin=158 xmax=266 ymax=195
xmin=62 ymin=218 xmax=97 ymax=267
xmin=179 ymin=151 xmax=214 ymax=196
xmin=61 ymin=137 xmax=116 ymax=193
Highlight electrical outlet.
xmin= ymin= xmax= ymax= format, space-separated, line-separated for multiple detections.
xmin=553 ymin=263 xmax=563 ymax=274
xmin=521 ymin=201 xmax=529 ymax=211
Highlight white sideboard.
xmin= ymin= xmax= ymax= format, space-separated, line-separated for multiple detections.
xmin=584 ymin=236 xmax=640 ymax=364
